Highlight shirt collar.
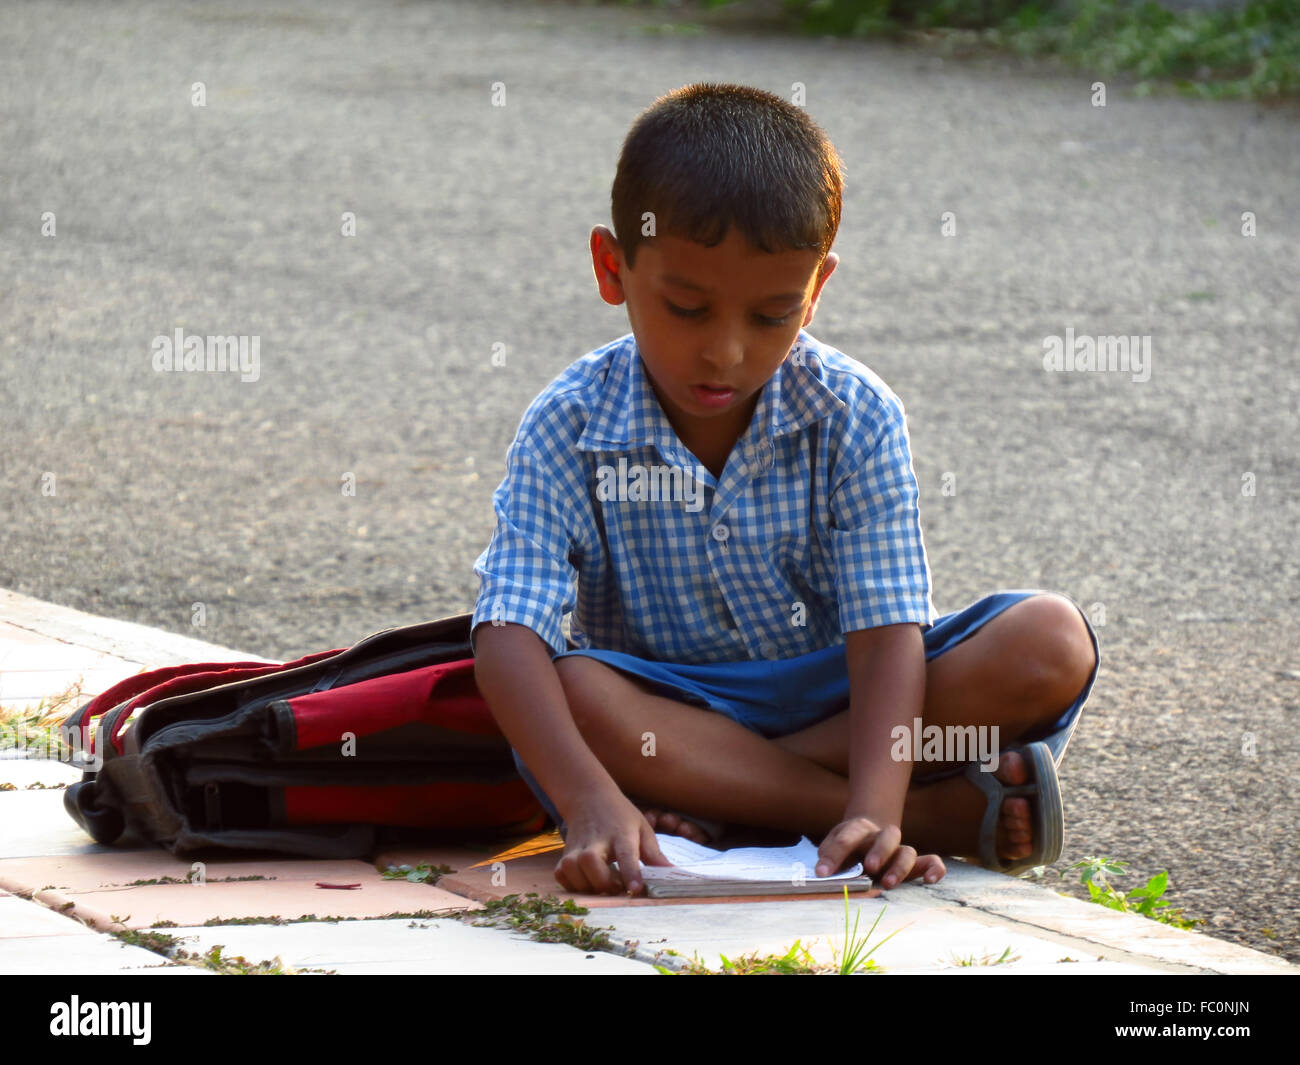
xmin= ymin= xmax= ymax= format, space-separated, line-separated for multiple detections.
xmin=576 ymin=331 xmax=847 ymax=454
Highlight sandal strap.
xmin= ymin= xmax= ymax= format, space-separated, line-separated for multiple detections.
xmin=962 ymin=762 xmax=1008 ymax=872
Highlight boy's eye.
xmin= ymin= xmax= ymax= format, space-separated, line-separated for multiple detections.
xmin=665 ymin=301 xmax=705 ymax=319
xmin=665 ymin=301 xmax=792 ymax=327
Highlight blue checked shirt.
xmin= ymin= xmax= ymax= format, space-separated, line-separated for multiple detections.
xmin=470 ymin=330 xmax=935 ymax=663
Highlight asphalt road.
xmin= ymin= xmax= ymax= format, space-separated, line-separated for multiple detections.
xmin=1 ymin=0 xmax=1297 ymax=962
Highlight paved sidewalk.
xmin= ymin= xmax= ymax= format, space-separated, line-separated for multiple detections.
xmin=1 ymin=591 xmax=1293 ymax=976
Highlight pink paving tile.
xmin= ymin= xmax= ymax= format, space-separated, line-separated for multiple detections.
xmin=373 ymin=833 xmax=552 ymax=885
xmin=35 ymin=874 xmax=482 ymax=932
xmin=372 ymin=845 xmax=499 ymax=872
xmin=0 ymin=853 xmax=397 ymax=896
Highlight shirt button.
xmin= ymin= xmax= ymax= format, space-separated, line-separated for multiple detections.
xmin=711 ymin=523 xmax=730 ymax=543
xmin=760 ymin=641 xmax=779 ymax=659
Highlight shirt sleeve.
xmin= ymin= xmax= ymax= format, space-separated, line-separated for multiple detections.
xmin=828 ymin=393 xmax=935 ymax=632
xmin=470 ymin=436 xmax=579 ymax=658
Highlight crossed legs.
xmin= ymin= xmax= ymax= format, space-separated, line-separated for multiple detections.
xmin=552 ymin=593 xmax=1097 ymax=866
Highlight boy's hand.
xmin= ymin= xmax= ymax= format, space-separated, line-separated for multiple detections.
xmin=554 ymin=794 xmax=672 ymax=896
xmin=815 ymin=816 xmax=946 ymax=888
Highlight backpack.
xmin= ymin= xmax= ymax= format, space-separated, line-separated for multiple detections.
xmin=61 ymin=613 xmax=546 ymax=858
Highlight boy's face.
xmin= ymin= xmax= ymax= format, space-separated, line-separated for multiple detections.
xmin=590 ymin=224 xmax=837 ymax=462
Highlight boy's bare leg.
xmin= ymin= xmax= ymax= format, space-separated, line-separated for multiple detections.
xmin=555 ymin=594 xmax=1095 ymax=864
xmin=773 ymin=594 xmax=1096 ymax=857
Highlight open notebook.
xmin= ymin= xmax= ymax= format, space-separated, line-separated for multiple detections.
xmin=620 ymin=834 xmax=875 ymax=898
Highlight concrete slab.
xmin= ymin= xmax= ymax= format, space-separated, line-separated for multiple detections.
xmin=0 ymin=891 xmax=99 ymax=938
xmin=0 ymin=758 xmax=80 ymax=788
xmin=0 ymin=790 xmax=138 ymax=859
xmin=0 ymin=890 xmax=204 ymax=974
xmin=585 ymin=870 xmax=1297 ymax=975
xmin=879 ymin=960 xmax=1174 ymax=975
xmin=0 ymin=628 xmax=140 ymax=673
xmin=163 ymin=917 xmax=655 ymax=975
xmin=32 ymin=874 xmax=480 ymax=932
xmin=0 ymin=668 xmax=145 ymax=705
xmin=0 ymin=590 xmax=278 ymax=669
xmin=0 ymin=853 xmax=393 ymax=895
xmin=925 ymin=862 xmax=1297 ymax=975
xmin=0 ymin=631 xmax=146 ymax=705
xmin=585 ymin=894 xmax=976 ymax=971
xmin=0 ymin=932 xmax=207 ymax=975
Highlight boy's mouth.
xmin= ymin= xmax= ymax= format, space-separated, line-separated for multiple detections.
xmin=691 ymin=384 xmax=737 ymax=408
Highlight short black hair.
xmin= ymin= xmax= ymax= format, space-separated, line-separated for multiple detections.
xmin=610 ymin=83 xmax=844 ymax=270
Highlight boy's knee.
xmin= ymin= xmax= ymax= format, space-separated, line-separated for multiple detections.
xmin=1014 ymin=594 xmax=1097 ymax=708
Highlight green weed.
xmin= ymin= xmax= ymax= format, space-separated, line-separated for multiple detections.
xmin=193 ymin=944 xmax=334 ymax=975
xmin=197 ymin=909 xmax=459 ymax=927
xmin=661 ymin=940 xmax=826 ymax=975
xmin=830 ymin=886 xmax=902 ymax=974
xmin=382 ymin=862 xmax=454 ymax=886
xmin=126 ymin=873 xmax=272 ymax=886
xmin=0 ymin=678 xmax=90 ymax=758
xmin=951 ymin=945 xmax=1022 ymax=966
xmin=108 ymin=916 xmax=334 ymax=973
xmin=1071 ymin=856 xmax=1201 ymax=929
xmin=658 ymin=887 xmax=903 ymax=974
xmin=689 ymin=0 xmax=1300 ymax=99
xmin=110 ymin=926 xmax=184 ymax=954
xmin=473 ymin=892 xmax=615 ymax=952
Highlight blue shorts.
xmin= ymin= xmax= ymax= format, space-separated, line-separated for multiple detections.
xmin=512 ymin=589 xmax=1100 ymax=837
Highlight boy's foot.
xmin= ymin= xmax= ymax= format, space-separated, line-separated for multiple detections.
xmin=906 ymin=748 xmax=1047 ymax=867
xmin=962 ymin=742 xmax=1063 ymax=873
xmin=971 ymin=748 xmax=1035 ymax=864
xmin=637 ymin=806 xmax=726 ymax=846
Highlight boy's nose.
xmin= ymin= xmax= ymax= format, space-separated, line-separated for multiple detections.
xmin=699 ymin=333 xmax=745 ymax=377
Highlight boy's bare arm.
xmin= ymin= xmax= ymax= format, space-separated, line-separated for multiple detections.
xmin=472 ymin=622 xmax=668 ymax=894
xmin=815 ymin=623 xmax=943 ymax=885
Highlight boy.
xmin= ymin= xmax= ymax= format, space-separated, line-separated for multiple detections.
xmin=471 ymin=83 xmax=1099 ymax=896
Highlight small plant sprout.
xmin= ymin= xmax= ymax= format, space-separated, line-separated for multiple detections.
xmin=830 ymin=886 xmax=906 ymax=975
xmin=657 ymin=941 xmax=824 ymax=975
xmin=382 ymin=863 xmax=453 ymax=886
xmin=1070 ymin=856 xmax=1201 ymax=930
xmin=950 ymin=946 xmax=1021 ymax=967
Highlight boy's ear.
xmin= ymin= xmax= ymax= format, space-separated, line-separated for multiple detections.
xmin=590 ymin=225 xmax=627 ymax=307
xmin=802 ymin=251 xmax=838 ymax=327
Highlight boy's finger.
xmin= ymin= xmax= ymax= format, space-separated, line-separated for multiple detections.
xmin=639 ymin=823 xmax=672 ymax=867
xmin=554 ymin=854 xmax=590 ymax=895
xmin=614 ymin=840 xmax=646 ymax=896
xmin=815 ymin=824 xmax=863 ymax=877
xmin=576 ymin=847 xmax=617 ymax=895
xmin=861 ymin=825 xmax=902 ymax=877
xmin=877 ymin=844 xmax=917 ymax=890
xmin=909 ymin=854 xmax=947 ymax=884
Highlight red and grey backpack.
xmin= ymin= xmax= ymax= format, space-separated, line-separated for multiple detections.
xmin=61 ymin=614 xmax=545 ymax=858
